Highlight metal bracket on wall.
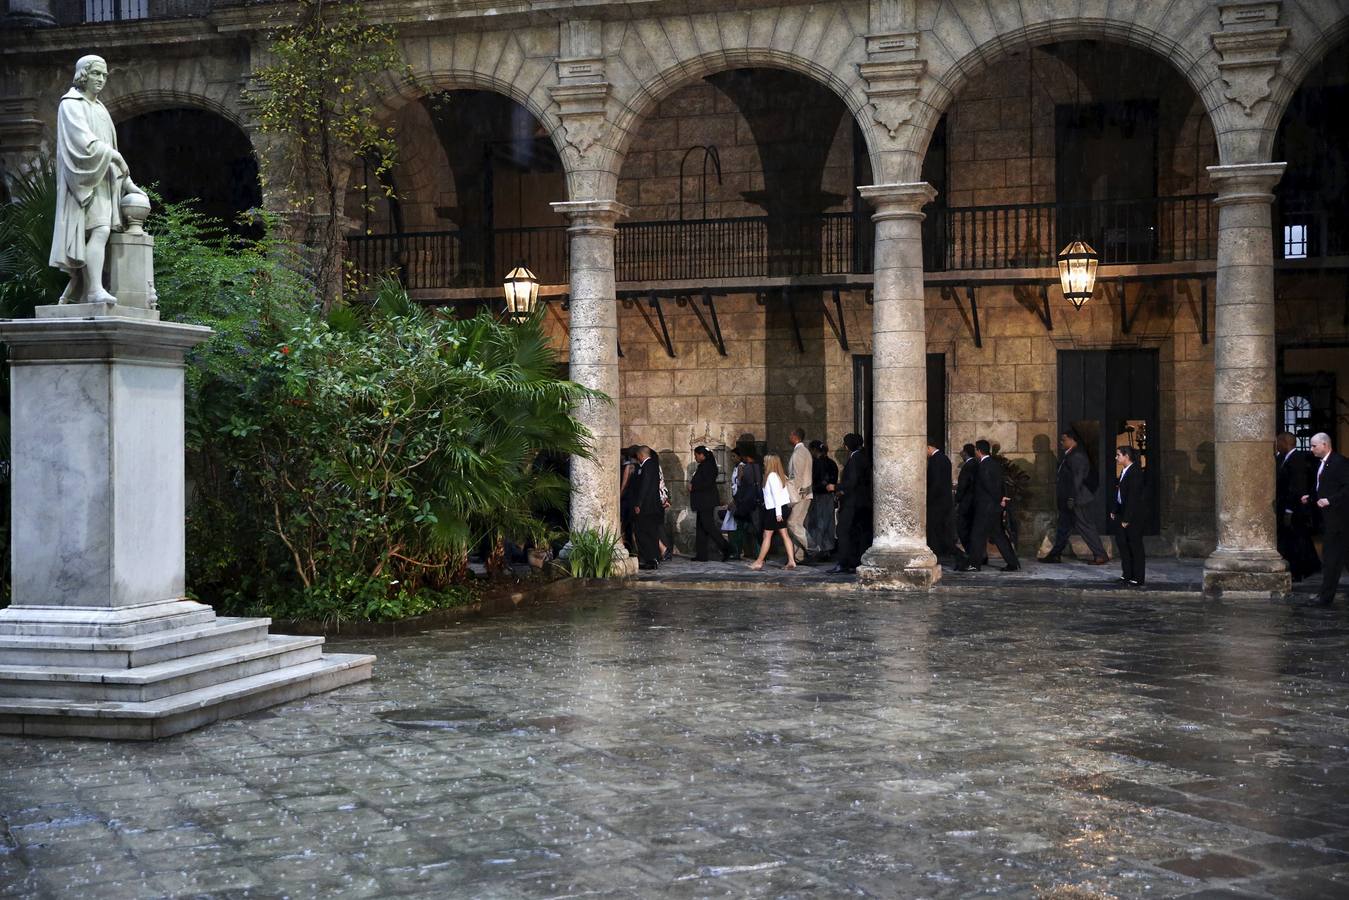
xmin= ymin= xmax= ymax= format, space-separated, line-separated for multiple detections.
xmin=547 ymin=295 xmax=571 ymax=337
xmin=1037 ymin=283 xmax=1053 ymax=332
xmin=649 ymin=291 xmax=675 ymax=358
xmin=677 ymin=289 xmax=727 ymax=356
xmin=783 ymin=286 xmax=805 ymax=353
xmin=1200 ymin=279 xmax=1209 ymax=344
xmin=823 ymin=286 xmax=850 ymax=351
xmin=1118 ymin=276 xmax=1144 ymax=335
xmin=954 ymin=285 xmax=982 ymax=348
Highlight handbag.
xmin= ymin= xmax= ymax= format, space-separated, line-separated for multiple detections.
xmin=720 ymin=508 xmax=736 ymax=531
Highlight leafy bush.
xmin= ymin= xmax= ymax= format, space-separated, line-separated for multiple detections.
xmin=566 ymin=528 xmax=622 ymax=579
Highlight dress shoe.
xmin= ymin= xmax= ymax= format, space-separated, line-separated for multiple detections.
xmin=1038 ymin=555 xmax=1062 ymax=564
xmin=1128 ymin=579 xmax=1144 ymax=587
xmin=692 ymin=556 xmax=709 ymax=562
xmin=639 ymin=562 xmax=658 ymax=571
xmin=1001 ymin=564 xmax=1021 ymax=572
xmin=1089 ymin=557 xmax=1109 ymax=565
xmin=826 ymin=565 xmax=856 ymax=574
xmin=956 ymin=564 xmax=981 ymax=572
xmin=663 ymin=549 xmax=674 ymax=561
xmin=721 ymin=550 xmax=736 ymax=562
xmin=1296 ymin=596 xmax=1334 ymax=607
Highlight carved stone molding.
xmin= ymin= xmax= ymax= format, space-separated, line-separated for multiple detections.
xmin=1211 ymin=1 xmax=1288 ymax=115
xmin=551 ymin=19 xmax=610 ymax=158
xmin=0 ymin=96 xmax=44 ymax=156
xmin=859 ymin=51 xmax=925 ymax=139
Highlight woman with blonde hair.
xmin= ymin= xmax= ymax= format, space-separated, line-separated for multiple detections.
xmin=749 ymin=454 xmax=797 ymax=570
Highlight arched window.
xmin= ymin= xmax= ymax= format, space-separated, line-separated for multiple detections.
xmin=1283 ymin=395 xmax=1312 ymax=448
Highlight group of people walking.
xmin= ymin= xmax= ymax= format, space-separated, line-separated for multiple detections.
xmin=1275 ymin=431 xmax=1348 ymax=606
xmin=926 ymin=432 xmax=1151 ymax=585
xmin=622 ymin=431 xmax=874 ymax=573
xmin=625 ymin=425 xmax=1346 ymax=602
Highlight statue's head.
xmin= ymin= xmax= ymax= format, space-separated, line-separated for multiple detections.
xmin=71 ymin=55 xmax=108 ymax=92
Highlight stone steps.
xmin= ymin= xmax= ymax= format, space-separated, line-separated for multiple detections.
xmin=0 ymin=617 xmax=272 ymax=668
xmin=0 ymin=635 xmax=326 ymax=703
xmin=0 ymin=652 xmax=375 ymax=740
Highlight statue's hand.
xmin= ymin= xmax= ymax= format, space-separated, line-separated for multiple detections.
xmin=109 ymin=150 xmax=129 ymax=177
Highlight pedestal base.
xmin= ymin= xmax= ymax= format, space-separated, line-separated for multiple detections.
xmin=0 ymin=605 xmax=374 ymax=739
xmin=1202 ymin=549 xmax=1291 ymax=599
xmin=858 ymin=542 xmax=941 ymax=590
xmin=35 ymin=302 xmax=160 ymax=321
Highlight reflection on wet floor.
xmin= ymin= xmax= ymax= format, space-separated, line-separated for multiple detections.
xmin=1 ymin=588 xmax=1348 ymax=898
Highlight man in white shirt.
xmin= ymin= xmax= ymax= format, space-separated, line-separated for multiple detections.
xmin=1301 ymin=432 xmax=1347 ymax=606
xmin=786 ymin=428 xmax=813 ymax=563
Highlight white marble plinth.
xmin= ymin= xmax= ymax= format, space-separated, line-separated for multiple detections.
xmin=37 ymin=301 xmax=160 ymax=321
xmin=109 ymin=229 xmax=158 ymax=310
xmin=0 ymin=316 xmax=375 ymax=738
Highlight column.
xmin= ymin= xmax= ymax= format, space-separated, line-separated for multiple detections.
xmin=857 ymin=182 xmax=941 ymax=589
xmin=551 ymin=198 xmax=634 ymax=573
xmin=1202 ymin=162 xmax=1291 ymax=598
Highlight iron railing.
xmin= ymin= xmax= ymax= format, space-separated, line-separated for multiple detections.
xmin=51 ymin=0 xmax=210 ymax=24
xmin=345 ymin=196 xmax=1231 ymax=290
xmin=927 ymin=195 xmax=1218 ymax=271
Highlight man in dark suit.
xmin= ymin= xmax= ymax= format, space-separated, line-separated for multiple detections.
xmin=957 ymin=439 xmax=1020 ymax=572
xmin=830 ymin=433 xmax=871 ymax=574
xmin=1040 ymin=430 xmax=1108 ymax=565
xmin=926 ymin=444 xmax=958 ymax=558
xmin=1275 ymin=431 xmax=1320 ymax=582
xmin=688 ymin=446 xmax=731 ymax=562
xmin=1302 ymin=432 xmax=1348 ymax=606
xmin=954 ymin=443 xmax=977 ymax=555
xmin=631 ymin=445 xmax=665 ymax=570
xmin=1109 ymin=445 xmax=1148 ymax=586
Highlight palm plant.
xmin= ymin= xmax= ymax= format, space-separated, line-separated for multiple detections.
xmin=0 ymin=163 xmax=62 ymax=319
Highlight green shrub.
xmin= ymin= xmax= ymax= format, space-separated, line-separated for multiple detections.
xmin=566 ymin=528 xmax=622 ymax=579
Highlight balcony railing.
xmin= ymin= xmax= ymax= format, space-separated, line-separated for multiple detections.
xmin=925 ymin=195 xmax=1218 ymax=271
xmin=346 ymin=195 xmax=1229 ymax=291
xmin=49 ymin=0 xmax=211 ymax=24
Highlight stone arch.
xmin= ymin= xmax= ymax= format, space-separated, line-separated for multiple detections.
xmin=908 ymin=16 xmax=1228 ymax=180
xmin=103 ymin=88 xmax=247 ymax=134
xmin=606 ymin=46 xmax=879 ymax=192
xmin=1262 ymin=12 xmax=1349 ymax=161
xmin=372 ymin=66 xmax=575 ymax=203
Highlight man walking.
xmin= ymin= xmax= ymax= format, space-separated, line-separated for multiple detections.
xmin=1275 ymin=432 xmax=1320 ymax=582
xmin=926 ymin=444 xmax=958 ymax=558
xmin=1109 ymin=446 xmax=1148 ymax=586
xmin=957 ymin=440 xmax=1020 ymax=572
xmin=689 ymin=446 xmax=731 ymax=562
xmin=954 ymin=443 xmax=977 ymax=555
xmin=830 ymin=433 xmax=871 ymax=574
xmin=631 ymin=446 xmax=665 ymax=570
xmin=1040 ymin=430 xmax=1108 ymax=565
xmin=786 ymin=429 xmax=813 ymax=563
xmin=1302 ymin=432 xmax=1348 ymax=606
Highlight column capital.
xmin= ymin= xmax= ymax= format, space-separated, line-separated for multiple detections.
xmin=858 ymin=182 xmax=938 ymax=218
xmin=551 ymin=199 xmax=629 ymax=229
xmin=1206 ymin=162 xmax=1286 ymax=205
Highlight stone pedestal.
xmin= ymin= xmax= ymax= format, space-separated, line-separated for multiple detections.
xmin=552 ymin=198 xmax=637 ymax=576
xmin=1202 ymin=162 xmax=1291 ymax=600
xmin=109 ymin=229 xmax=158 ymax=310
xmin=856 ymin=183 xmax=941 ymax=590
xmin=0 ymin=315 xmax=373 ymax=739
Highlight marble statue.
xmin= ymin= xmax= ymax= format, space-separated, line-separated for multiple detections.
xmin=50 ymin=55 xmax=135 ymax=305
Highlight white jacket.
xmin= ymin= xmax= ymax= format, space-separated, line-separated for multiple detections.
xmin=788 ymin=441 xmax=813 ymax=500
xmin=762 ymin=471 xmax=792 ymax=516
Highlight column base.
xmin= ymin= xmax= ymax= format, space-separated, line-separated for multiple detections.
xmin=1202 ymin=549 xmax=1291 ymax=599
xmin=858 ymin=541 xmax=941 ymax=590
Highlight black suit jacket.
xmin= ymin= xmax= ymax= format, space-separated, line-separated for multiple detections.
xmin=955 ymin=458 xmax=976 ymax=516
xmin=1313 ymin=452 xmax=1349 ymax=531
xmin=689 ymin=457 xmax=720 ymax=511
xmin=1110 ymin=464 xmax=1149 ymax=526
xmin=1276 ymin=449 xmax=1312 ymax=515
xmin=839 ymin=449 xmax=872 ymax=509
xmin=973 ymin=456 xmax=1005 ymax=517
xmin=927 ymin=450 xmax=954 ymax=517
xmin=633 ymin=457 xmax=663 ymax=518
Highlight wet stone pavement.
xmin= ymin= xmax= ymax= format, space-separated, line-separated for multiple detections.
xmin=2 ymin=589 xmax=1349 ymax=899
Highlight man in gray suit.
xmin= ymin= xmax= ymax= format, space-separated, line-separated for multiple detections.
xmin=1039 ymin=430 xmax=1109 ymax=564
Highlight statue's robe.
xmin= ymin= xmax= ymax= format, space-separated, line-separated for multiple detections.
xmin=50 ymin=88 xmax=122 ymax=272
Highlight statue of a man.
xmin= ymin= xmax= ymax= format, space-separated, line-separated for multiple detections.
xmin=50 ymin=55 xmax=131 ymax=305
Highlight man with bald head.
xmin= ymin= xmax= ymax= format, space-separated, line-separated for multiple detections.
xmin=1302 ymin=433 xmax=1348 ymax=606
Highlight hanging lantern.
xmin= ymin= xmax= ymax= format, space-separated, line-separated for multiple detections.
xmin=1057 ymin=239 xmax=1099 ymax=310
xmin=502 ymin=262 xmax=539 ymax=320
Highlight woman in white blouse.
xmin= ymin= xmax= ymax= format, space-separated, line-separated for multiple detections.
xmin=749 ymin=454 xmax=798 ymax=570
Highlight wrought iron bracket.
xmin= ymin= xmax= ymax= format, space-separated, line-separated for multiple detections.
xmin=1037 ymin=283 xmax=1053 ymax=332
xmin=649 ymin=291 xmax=675 ymax=358
xmin=783 ymin=286 xmax=805 ymax=353
xmin=1200 ymin=279 xmax=1209 ymax=345
xmin=954 ymin=285 xmax=982 ymax=348
xmin=1117 ymin=276 xmax=1147 ymax=335
xmin=823 ymin=286 xmax=850 ymax=351
xmin=676 ymin=290 xmax=728 ymax=356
